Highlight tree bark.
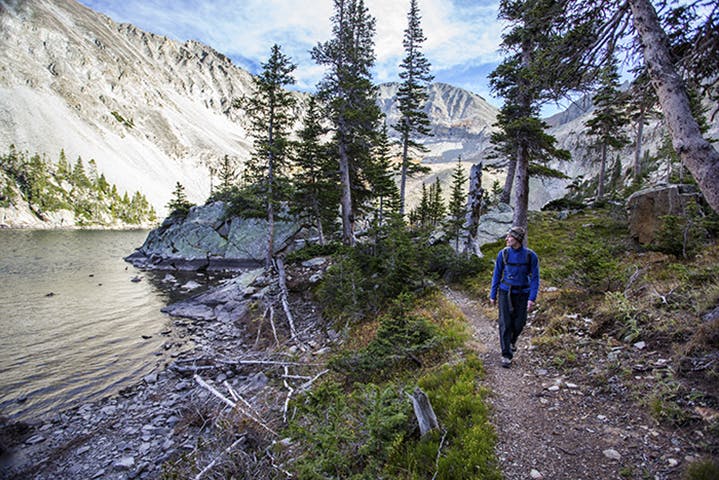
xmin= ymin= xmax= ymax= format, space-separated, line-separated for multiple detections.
xmin=463 ymin=162 xmax=484 ymax=257
xmin=513 ymin=143 xmax=530 ymax=234
xmin=499 ymin=153 xmax=517 ymax=205
xmin=338 ymin=128 xmax=355 ymax=246
xmin=629 ymin=0 xmax=719 ymax=214
xmin=633 ymin=102 xmax=645 ymax=183
xmin=597 ymin=142 xmax=607 ymax=200
xmin=399 ymin=128 xmax=410 ymax=217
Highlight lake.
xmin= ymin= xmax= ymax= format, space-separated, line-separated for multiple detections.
xmin=0 ymin=229 xmax=220 ymax=421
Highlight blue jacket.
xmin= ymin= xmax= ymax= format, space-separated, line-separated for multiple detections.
xmin=490 ymin=246 xmax=540 ymax=302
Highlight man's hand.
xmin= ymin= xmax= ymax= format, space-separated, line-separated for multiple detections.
xmin=527 ymin=300 xmax=535 ymax=312
xmin=489 ymin=297 xmax=496 ymax=306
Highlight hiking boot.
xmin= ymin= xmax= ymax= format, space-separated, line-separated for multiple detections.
xmin=501 ymin=356 xmax=512 ymax=368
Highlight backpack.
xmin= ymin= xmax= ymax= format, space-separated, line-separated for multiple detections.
xmin=501 ymin=247 xmax=534 ymax=285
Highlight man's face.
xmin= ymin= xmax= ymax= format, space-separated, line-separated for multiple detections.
xmin=506 ymin=234 xmax=520 ymax=248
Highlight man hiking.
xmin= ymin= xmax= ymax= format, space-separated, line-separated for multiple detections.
xmin=489 ymin=226 xmax=540 ymax=368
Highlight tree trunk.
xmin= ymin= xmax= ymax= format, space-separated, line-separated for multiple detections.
xmin=500 ymin=153 xmax=517 ymax=205
xmin=338 ymin=136 xmax=355 ymax=246
xmin=629 ymin=0 xmax=719 ymax=214
xmin=512 ymin=40 xmax=532 ymax=233
xmin=597 ymin=142 xmax=607 ymax=200
xmin=463 ymin=162 xmax=484 ymax=257
xmin=399 ymin=128 xmax=410 ymax=217
xmin=513 ymin=143 xmax=530 ymax=236
xmin=313 ymin=197 xmax=325 ymax=246
xmin=633 ymin=103 xmax=645 ymax=183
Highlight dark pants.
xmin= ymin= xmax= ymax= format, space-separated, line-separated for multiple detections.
xmin=498 ymin=289 xmax=528 ymax=359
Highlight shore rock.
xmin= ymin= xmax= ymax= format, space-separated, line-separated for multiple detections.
xmin=125 ymin=202 xmax=307 ymax=271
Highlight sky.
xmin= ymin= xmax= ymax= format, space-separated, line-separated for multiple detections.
xmin=77 ymin=0 xmax=511 ymax=108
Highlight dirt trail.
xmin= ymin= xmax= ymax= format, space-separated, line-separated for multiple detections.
xmin=444 ymin=287 xmax=688 ymax=480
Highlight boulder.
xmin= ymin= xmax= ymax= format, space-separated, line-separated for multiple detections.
xmin=626 ymin=184 xmax=701 ymax=245
xmin=125 ymin=202 xmax=306 ymax=270
xmin=476 ymin=203 xmax=514 ymax=247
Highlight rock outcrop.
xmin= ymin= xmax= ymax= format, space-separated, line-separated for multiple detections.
xmin=125 ymin=202 xmax=307 ymax=271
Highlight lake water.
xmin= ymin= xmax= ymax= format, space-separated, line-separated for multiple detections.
xmin=0 ymin=229 xmax=218 ymax=422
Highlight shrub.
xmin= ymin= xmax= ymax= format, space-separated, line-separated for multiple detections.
xmin=329 ymin=293 xmax=444 ymax=382
xmin=391 ymin=356 xmax=501 ymax=480
xmin=683 ymin=458 xmax=719 ymax=480
xmin=559 ymin=228 xmax=627 ymax=293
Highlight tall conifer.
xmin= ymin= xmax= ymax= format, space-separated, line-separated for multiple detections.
xmin=584 ymin=58 xmax=629 ymax=200
xmin=242 ymin=44 xmax=297 ymax=268
xmin=395 ymin=0 xmax=433 ymax=217
xmin=312 ymin=0 xmax=382 ymax=246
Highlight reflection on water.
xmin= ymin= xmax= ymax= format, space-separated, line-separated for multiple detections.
xmin=0 ymin=229 xmax=225 ymax=421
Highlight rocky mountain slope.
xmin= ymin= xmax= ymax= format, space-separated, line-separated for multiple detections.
xmin=0 ymin=0 xmax=257 ymax=213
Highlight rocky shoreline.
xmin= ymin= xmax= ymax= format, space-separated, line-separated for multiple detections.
xmin=1 ymin=256 xmax=334 ymax=480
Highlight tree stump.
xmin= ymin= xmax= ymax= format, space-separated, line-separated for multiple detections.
xmin=410 ymin=387 xmax=439 ymax=436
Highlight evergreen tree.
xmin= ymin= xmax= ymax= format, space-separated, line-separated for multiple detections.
xmin=584 ymin=58 xmax=629 ymax=200
xmin=489 ymin=0 xmax=569 ymax=236
xmin=215 ymin=154 xmax=239 ymax=197
xmin=241 ymin=44 xmax=297 ymax=268
xmin=56 ymin=149 xmax=70 ymax=181
xmin=366 ymin=123 xmax=400 ymax=229
xmin=293 ymin=95 xmax=337 ymax=245
xmin=71 ymin=157 xmax=91 ymax=189
xmin=312 ymin=0 xmax=383 ymax=246
xmin=558 ymin=0 xmax=719 ymax=213
xmin=166 ymin=181 xmax=193 ymax=215
xmin=428 ymin=177 xmax=445 ymax=226
xmin=447 ymin=156 xmax=468 ymax=250
xmin=395 ymin=0 xmax=433 ymax=217
xmin=625 ymin=69 xmax=658 ymax=185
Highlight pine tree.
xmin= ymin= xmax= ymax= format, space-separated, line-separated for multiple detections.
xmin=395 ymin=0 xmax=433 ymax=217
xmin=366 ymin=123 xmax=400 ymax=229
xmin=447 ymin=156 xmax=468 ymax=250
xmin=558 ymin=0 xmax=719 ymax=213
xmin=56 ymin=149 xmax=70 ymax=181
xmin=293 ymin=95 xmax=338 ymax=245
xmin=215 ymin=154 xmax=239 ymax=197
xmin=241 ymin=44 xmax=297 ymax=268
xmin=71 ymin=157 xmax=91 ymax=189
xmin=166 ymin=182 xmax=193 ymax=215
xmin=428 ymin=177 xmax=445 ymax=226
xmin=312 ymin=0 xmax=383 ymax=246
xmin=584 ymin=58 xmax=629 ymax=200
xmin=489 ymin=0 xmax=569 ymax=236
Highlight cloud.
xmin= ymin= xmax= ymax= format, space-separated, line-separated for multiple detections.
xmin=78 ymin=0 xmax=505 ymax=100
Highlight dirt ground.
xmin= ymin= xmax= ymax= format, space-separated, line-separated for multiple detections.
xmin=444 ymin=287 xmax=703 ymax=480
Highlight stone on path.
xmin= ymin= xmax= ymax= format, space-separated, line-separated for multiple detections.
xmin=603 ymin=448 xmax=622 ymax=461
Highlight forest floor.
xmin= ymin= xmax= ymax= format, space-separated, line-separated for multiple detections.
xmin=444 ymin=286 xmax=704 ymax=480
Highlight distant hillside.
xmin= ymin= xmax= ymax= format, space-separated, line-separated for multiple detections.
xmin=0 ymin=0 xmax=258 ymax=214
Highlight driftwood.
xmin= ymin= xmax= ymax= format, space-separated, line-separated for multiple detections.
xmin=274 ymin=257 xmax=297 ymax=339
xmin=218 ymin=358 xmax=323 ymax=367
xmin=282 ymin=366 xmax=294 ymax=423
xmin=194 ymin=436 xmax=245 ymax=480
xmin=194 ymin=374 xmax=277 ymax=436
xmin=298 ymin=369 xmax=329 ymax=393
xmin=431 ymin=430 xmax=448 ymax=480
xmin=408 ymin=387 xmax=440 ymax=436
